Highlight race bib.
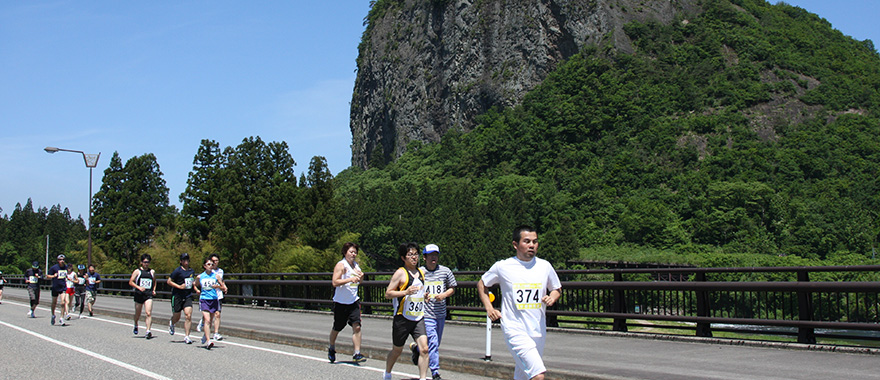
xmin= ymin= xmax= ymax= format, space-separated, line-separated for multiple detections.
xmin=78 ymin=278 xmax=86 ymax=285
xmin=88 ymin=277 xmax=96 ymax=285
xmin=0 ymin=279 xmax=4 ymax=285
xmin=184 ymin=277 xmax=193 ymax=289
xmin=58 ymin=270 xmax=67 ymax=278
xmin=513 ymin=283 xmax=543 ymax=310
xmin=29 ymin=276 xmax=37 ymax=283
xmin=139 ymin=278 xmax=153 ymax=289
xmin=425 ymin=280 xmax=444 ymax=295
xmin=201 ymin=278 xmax=216 ymax=289
xmin=405 ymin=296 xmax=425 ymax=318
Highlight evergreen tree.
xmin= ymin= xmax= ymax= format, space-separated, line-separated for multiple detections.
xmin=92 ymin=152 xmax=172 ymax=266
xmin=180 ymin=139 xmax=223 ymax=240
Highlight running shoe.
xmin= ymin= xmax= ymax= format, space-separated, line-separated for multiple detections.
xmin=59 ymin=319 xmax=67 ymax=326
xmin=133 ymin=326 xmax=138 ymax=335
xmin=78 ymin=313 xmax=83 ymax=319
xmin=213 ymin=333 xmax=222 ymax=341
xmin=353 ymin=353 xmax=367 ymax=363
xmin=328 ymin=347 xmax=336 ymax=363
xmin=169 ymin=321 xmax=175 ymax=335
xmin=197 ymin=319 xmax=203 ymax=332
xmin=184 ymin=336 xmax=193 ymax=344
xmin=65 ymin=313 xmax=71 ymax=320
xmin=145 ymin=331 xmax=152 ymax=339
xmin=89 ymin=311 xmax=93 ymax=317
xmin=51 ymin=315 xmax=56 ymax=325
xmin=201 ymin=335 xmax=207 ymax=344
xmin=432 ymin=373 xmax=442 ymax=380
xmin=207 ymin=342 xmax=214 ymax=349
xmin=410 ymin=342 xmax=419 ymax=365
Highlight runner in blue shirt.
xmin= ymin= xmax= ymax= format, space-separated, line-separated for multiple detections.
xmin=195 ymin=257 xmax=222 ymax=349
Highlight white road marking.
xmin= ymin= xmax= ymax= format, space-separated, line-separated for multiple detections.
xmin=0 ymin=319 xmax=172 ymax=380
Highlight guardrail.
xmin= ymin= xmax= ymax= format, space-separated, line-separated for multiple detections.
xmin=7 ymin=265 xmax=880 ymax=345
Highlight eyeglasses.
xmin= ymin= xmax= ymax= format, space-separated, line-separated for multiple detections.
xmin=406 ymin=253 xmax=419 ymax=257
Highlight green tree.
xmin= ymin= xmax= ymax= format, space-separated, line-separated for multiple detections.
xmin=92 ymin=152 xmax=172 ymax=266
xmin=179 ymin=139 xmax=223 ymax=240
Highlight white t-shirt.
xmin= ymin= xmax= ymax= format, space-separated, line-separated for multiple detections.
xmin=214 ymin=268 xmax=224 ymax=300
xmin=332 ymin=259 xmax=361 ymax=305
xmin=481 ymin=256 xmax=562 ymax=338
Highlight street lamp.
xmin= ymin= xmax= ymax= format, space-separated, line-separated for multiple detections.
xmin=44 ymin=146 xmax=101 ymax=267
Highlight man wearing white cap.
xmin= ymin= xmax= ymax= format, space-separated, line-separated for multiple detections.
xmin=410 ymin=243 xmax=456 ymax=380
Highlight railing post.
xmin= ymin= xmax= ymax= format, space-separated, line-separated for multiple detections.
xmin=612 ymin=272 xmax=628 ymax=332
xmin=695 ymin=272 xmax=712 ymax=337
xmin=361 ymin=273 xmax=372 ymax=315
xmin=796 ymin=270 xmax=816 ymax=344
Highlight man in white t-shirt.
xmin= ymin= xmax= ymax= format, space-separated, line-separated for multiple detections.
xmin=478 ymin=225 xmax=562 ymax=380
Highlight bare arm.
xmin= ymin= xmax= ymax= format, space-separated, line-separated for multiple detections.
xmin=128 ymin=270 xmax=144 ymax=292
xmin=477 ymin=280 xmax=501 ymax=321
xmin=331 ymin=262 xmax=361 ymax=287
xmin=385 ymin=269 xmax=416 ymax=299
xmin=542 ymin=288 xmax=562 ymax=307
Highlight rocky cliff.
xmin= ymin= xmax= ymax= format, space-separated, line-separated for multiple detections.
xmin=350 ymin=0 xmax=703 ymax=168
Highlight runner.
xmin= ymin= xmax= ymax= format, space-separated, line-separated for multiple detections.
xmin=84 ymin=265 xmax=102 ymax=317
xmin=0 ymin=271 xmax=6 ymax=304
xmin=25 ymin=261 xmax=42 ymax=318
xmin=167 ymin=252 xmax=196 ymax=344
xmin=198 ymin=253 xmax=227 ymax=341
xmin=477 ymin=225 xmax=562 ymax=380
xmin=410 ymin=244 xmax=456 ymax=380
xmin=129 ymin=254 xmax=156 ymax=339
xmin=74 ymin=264 xmax=87 ymax=318
xmin=383 ymin=242 xmax=429 ymax=380
xmin=64 ymin=263 xmax=79 ymax=320
xmin=46 ymin=254 xmax=70 ymax=326
xmin=328 ymin=242 xmax=366 ymax=364
xmin=195 ymin=257 xmax=221 ymax=349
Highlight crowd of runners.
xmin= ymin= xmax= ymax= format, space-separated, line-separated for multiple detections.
xmin=329 ymin=225 xmax=561 ymax=380
xmin=14 ymin=224 xmax=561 ymax=380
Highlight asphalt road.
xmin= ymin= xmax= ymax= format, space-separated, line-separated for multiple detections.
xmin=4 ymin=286 xmax=880 ymax=380
xmin=0 ymin=297 xmax=494 ymax=380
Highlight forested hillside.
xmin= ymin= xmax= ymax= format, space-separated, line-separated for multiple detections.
xmin=2 ymin=0 xmax=878 ymax=274
xmin=335 ymin=0 xmax=880 ymax=270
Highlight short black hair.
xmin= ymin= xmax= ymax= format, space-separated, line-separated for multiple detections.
xmin=140 ymin=253 xmax=152 ymax=262
xmin=512 ymin=225 xmax=536 ymax=243
xmin=397 ymin=242 xmax=420 ymax=258
xmin=341 ymin=242 xmax=359 ymax=257
xmin=209 ymin=253 xmax=220 ymax=260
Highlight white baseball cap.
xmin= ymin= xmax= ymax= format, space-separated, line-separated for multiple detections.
xmin=423 ymin=244 xmax=440 ymax=254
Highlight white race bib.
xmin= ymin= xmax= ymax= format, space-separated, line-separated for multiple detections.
xmin=513 ymin=283 xmax=543 ymax=310
xmin=405 ymin=296 xmax=425 ymax=318
xmin=184 ymin=277 xmax=193 ymax=289
xmin=139 ymin=278 xmax=153 ymax=289
xmin=29 ymin=276 xmax=37 ymax=283
xmin=88 ymin=277 xmax=96 ymax=285
xmin=425 ymin=280 xmax=444 ymax=295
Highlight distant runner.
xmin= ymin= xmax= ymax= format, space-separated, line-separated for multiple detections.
xmin=129 ymin=254 xmax=156 ymax=339
xmin=84 ymin=265 xmax=102 ymax=317
xmin=168 ymin=253 xmax=196 ymax=344
xmin=47 ymin=254 xmax=70 ymax=326
xmin=383 ymin=242 xmax=429 ymax=380
xmin=328 ymin=242 xmax=366 ymax=364
xmin=195 ymin=257 xmax=221 ymax=349
xmin=25 ymin=261 xmax=42 ymax=318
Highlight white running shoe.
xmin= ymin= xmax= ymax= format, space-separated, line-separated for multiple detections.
xmin=213 ymin=333 xmax=222 ymax=341
xmin=197 ymin=319 xmax=203 ymax=332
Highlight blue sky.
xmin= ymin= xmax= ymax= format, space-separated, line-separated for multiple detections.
xmin=1 ymin=1 xmax=877 ymax=221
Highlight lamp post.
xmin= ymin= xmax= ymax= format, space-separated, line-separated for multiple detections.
xmin=44 ymin=146 xmax=101 ymax=267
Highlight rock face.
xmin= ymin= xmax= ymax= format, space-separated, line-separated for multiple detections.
xmin=350 ymin=0 xmax=702 ymax=168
